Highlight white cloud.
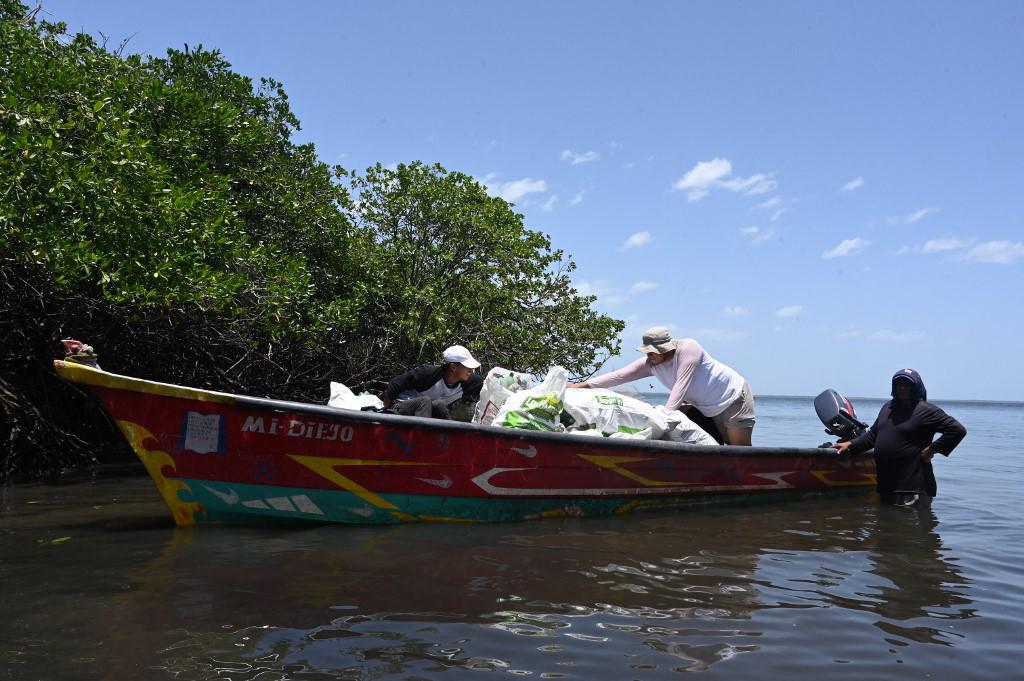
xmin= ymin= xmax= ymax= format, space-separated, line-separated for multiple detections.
xmin=822 ymin=237 xmax=870 ymax=259
xmin=481 ymin=176 xmax=548 ymax=203
xmin=922 ymin=238 xmax=970 ymax=253
xmin=569 ymin=190 xmax=586 ymax=207
xmin=573 ymin=280 xmax=611 ymax=298
xmin=498 ymin=178 xmax=547 ymax=202
xmin=560 ymin=149 xmax=601 ymax=165
xmin=672 ymin=158 xmax=732 ymax=201
xmin=867 ymin=329 xmax=928 ymax=343
xmin=720 ymin=173 xmax=777 ymax=196
xmin=695 ymin=327 xmax=747 ymax=341
xmin=723 ymin=306 xmax=750 ymax=317
xmin=622 ymin=231 xmax=652 ymax=250
xmin=541 ymin=195 xmax=558 ymax=212
xmin=739 ymin=225 xmax=778 ymax=245
xmin=889 ymin=207 xmax=938 ymax=225
xmin=758 ymin=197 xmax=783 ymax=210
xmin=963 ymin=240 xmax=1024 ymax=264
xmin=775 ymin=305 xmax=803 ymax=318
xmin=840 ymin=176 xmax=864 ymax=192
xmin=630 ymin=281 xmax=658 ymax=294
xmin=671 ymin=158 xmax=776 ymax=202
xmin=770 ymin=208 xmax=786 ymax=222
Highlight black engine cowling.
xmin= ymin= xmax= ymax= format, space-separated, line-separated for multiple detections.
xmin=814 ymin=389 xmax=868 ymax=442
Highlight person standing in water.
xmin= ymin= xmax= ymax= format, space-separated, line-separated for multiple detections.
xmin=833 ymin=368 xmax=966 ymax=506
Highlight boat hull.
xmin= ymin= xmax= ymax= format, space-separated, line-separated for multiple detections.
xmin=54 ymin=361 xmax=876 ymax=526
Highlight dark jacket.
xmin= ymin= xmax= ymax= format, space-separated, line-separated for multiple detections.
xmin=383 ymin=364 xmax=483 ymax=403
xmin=848 ymin=370 xmax=966 ymax=496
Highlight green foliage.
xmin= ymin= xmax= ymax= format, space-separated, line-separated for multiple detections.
xmin=0 ymin=1 xmax=624 ymax=478
xmin=345 ymin=162 xmax=623 ymax=379
xmin=0 ymin=2 xmax=362 ymax=338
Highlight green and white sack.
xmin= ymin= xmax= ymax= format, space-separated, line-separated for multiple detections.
xmin=494 ymin=366 xmax=568 ymax=432
xmin=473 ymin=367 xmax=534 ymax=426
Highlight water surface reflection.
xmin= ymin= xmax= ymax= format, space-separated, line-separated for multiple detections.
xmin=0 ymin=480 xmax=991 ymax=680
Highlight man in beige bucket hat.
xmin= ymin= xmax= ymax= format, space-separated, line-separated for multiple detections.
xmin=569 ymin=326 xmax=756 ymax=445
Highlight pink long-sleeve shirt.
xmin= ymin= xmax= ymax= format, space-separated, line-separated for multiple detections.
xmin=588 ymin=339 xmax=745 ymax=417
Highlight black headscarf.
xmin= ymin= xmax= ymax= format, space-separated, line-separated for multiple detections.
xmin=891 ymin=368 xmax=927 ymax=410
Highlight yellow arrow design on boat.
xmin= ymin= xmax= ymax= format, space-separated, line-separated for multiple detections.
xmin=810 ymin=469 xmax=877 ymax=487
xmin=288 ymin=455 xmax=438 ymax=512
xmin=576 ymin=454 xmax=696 ymax=487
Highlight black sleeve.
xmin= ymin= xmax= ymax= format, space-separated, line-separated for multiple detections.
xmin=924 ymin=405 xmax=967 ymax=456
xmin=848 ymin=410 xmax=881 ymax=453
xmin=383 ymin=364 xmax=443 ymax=401
xmin=461 ymin=373 xmax=483 ymax=400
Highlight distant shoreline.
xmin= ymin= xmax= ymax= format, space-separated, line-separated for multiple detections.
xmin=637 ymin=392 xmax=1023 ymax=407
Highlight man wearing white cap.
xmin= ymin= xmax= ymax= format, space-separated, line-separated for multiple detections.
xmin=382 ymin=345 xmax=484 ymax=420
xmin=569 ymin=326 xmax=756 ymax=445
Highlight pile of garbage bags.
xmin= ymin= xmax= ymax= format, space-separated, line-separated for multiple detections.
xmin=324 ymin=366 xmax=717 ymax=445
xmin=481 ymin=366 xmax=717 ymax=445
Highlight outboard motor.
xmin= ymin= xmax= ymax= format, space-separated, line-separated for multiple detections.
xmin=814 ymin=389 xmax=868 ymax=442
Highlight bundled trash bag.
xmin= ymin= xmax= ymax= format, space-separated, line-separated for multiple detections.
xmin=656 ymin=406 xmax=718 ymax=445
xmin=562 ymin=388 xmax=668 ymax=440
xmin=327 ymin=382 xmax=384 ymax=411
xmin=473 ymin=367 xmax=534 ymax=426
xmin=494 ymin=366 xmax=568 ymax=432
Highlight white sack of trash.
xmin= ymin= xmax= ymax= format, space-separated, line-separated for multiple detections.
xmin=327 ymin=381 xmax=384 ymax=411
xmin=655 ymin=406 xmax=719 ymax=445
xmin=492 ymin=366 xmax=568 ymax=432
xmin=561 ymin=388 xmax=668 ymax=440
xmin=473 ymin=366 xmax=535 ymax=426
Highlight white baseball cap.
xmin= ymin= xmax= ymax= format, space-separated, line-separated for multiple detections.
xmin=443 ymin=345 xmax=481 ymax=369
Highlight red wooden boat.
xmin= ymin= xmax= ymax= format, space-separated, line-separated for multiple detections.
xmin=54 ymin=360 xmax=876 ymax=526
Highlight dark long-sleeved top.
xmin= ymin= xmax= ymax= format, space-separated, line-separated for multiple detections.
xmin=383 ymin=364 xmax=483 ymax=404
xmin=848 ymin=400 xmax=966 ymax=495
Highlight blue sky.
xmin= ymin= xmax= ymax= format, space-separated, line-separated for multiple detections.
xmin=41 ymin=1 xmax=1024 ymax=401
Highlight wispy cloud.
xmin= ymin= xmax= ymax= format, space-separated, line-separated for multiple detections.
xmin=541 ymin=195 xmax=558 ymax=212
xmin=622 ymin=231 xmax=652 ymax=250
xmin=629 ymin=281 xmax=658 ymax=294
xmin=889 ymin=207 xmax=938 ymax=225
xmin=481 ymin=176 xmax=548 ymax=203
xmin=723 ymin=306 xmax=750 ymax=317
xmin=758 ymin=197 xmax=783 ymax=210
xmin=569 ymin=190 xmax=586 ymax=207
xmin=840 ymin=176 xmax=864 ymax=192
xmin=695 ymin=327 xmax=747 ymax=342
xmin=671 ymin=158 xmax=776 ymax=202
xmin=573 ymin=280 xmax=609 ymax=298
xmin=739 ymin=225 xmax=778 ymax=245
xmin=822 ymin=237 xmax=870 ymax=259
xmin=867 ymin=329 xmax=928 ymax=342
xmin=963 ymin=240 xmax=1024 ymax=264
xmin=775 ymin=305 xmax=803 ymax=318
xmin=560 ymin=149 xmax=601 ymax=165
xmin=922 ymin=238 xmax=970 ymax=253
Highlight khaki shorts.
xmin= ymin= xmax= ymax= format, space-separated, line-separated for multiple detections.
xmin=711 ymin=382 xmax=756 ymax=432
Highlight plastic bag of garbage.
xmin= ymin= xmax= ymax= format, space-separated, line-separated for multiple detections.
xmin=562 ymin=388 xmax=668 ymax=440
xmin=473 ymin=367 xmax=534 ymax=425
xmin=327 ymin=382 xmax=384 ymax=411
xmin=656 ymin=406 xmax=718 ymax=445
xmin=494 ymin=366 xmax=568 ymax=432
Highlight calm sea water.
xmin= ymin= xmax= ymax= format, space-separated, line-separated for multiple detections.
xmin=2 ymin=395 xmax=1022 ymax=680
